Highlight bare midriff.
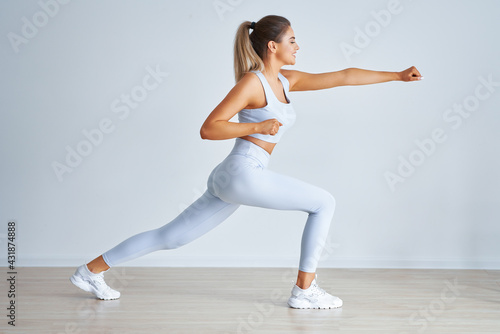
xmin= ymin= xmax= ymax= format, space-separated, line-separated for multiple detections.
xmin=240 ymin=135 xmax=276 ymax=155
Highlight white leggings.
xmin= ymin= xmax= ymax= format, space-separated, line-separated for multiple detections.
xmin=102 ymin=138 xmax=335 ymax=273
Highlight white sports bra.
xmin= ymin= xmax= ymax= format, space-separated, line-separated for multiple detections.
xmin=238 ymin=71 xmax=296 ymax=144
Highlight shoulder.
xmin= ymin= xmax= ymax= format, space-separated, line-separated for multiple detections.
xmin=232 ymin=71 xmax=263 ymax=96
xmin=238 ymin=71 xmax=262 ymax=86
xmin=222 ymin=71 xmax=264 ymax=106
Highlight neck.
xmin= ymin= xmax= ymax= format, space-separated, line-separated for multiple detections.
xmin=263 ymin=59 xmax=283 ymax=81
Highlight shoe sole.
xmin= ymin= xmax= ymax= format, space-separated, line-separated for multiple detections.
xmin=287 ymin=298 xmax=342 ymax=309
xmin=70 ymin=275 xmax=119 ymax=300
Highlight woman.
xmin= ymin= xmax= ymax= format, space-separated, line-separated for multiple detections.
xmin=71 ymin=15 xmax=422 ymax=309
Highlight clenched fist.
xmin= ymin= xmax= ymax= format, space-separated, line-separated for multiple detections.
xmin=259 ymin=118 xmax=283 ymax=136
xmin=399 ymin=66 xmax=423 ymax=81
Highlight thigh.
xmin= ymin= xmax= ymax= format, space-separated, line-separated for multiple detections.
xmin=219 ymin=164 xmax=334 ymax=214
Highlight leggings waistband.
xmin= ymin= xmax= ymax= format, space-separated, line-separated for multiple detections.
xmin=229 ymin=138 xmax=270 ymax=168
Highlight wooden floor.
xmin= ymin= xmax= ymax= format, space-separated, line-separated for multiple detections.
xmin=1 ymin=267 xmax=499 ymax=333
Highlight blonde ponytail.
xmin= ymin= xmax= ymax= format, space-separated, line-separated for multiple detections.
xmin=233 ymin=16 xmax=291 ymax=83
xmin=234 ymin=21 xmax=264 ymax=82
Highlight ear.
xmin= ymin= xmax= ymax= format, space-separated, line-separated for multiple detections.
xmin=267 ymin=40 xmax=277 ymax=54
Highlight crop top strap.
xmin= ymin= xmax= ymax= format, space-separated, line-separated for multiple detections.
xmin=278 ymin=72 xmax=290 ymax=93
xmin=252 ymin=70 xmax=291 ymax=104
xmin=252 ymin=71 xmax=275 ymax=104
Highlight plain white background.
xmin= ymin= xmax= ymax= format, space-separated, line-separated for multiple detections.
xmin=1 ymin=0 xmax=499 ymax=269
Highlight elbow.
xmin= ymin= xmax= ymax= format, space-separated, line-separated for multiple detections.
xmin=342 ymin=68 xmax=357 ymax=86
xmin=200 ymin=125 xmax=212 ymax=140
xmin=200 ymin=126 xmax=209 ymax=140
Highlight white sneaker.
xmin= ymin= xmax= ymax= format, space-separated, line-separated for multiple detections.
xmin=287 ymin=278 xmax=342 ymax=309
xmin=70 ymin=264 xmax=120 ymax=300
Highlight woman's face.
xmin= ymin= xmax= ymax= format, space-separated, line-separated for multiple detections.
xmin=275 ymin=26 xmax=300 ymax=65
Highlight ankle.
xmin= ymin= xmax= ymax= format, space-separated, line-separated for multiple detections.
xmin=86 ymin=264 xmax=102 ymax=275
xmin=296 ymin=280 xmax=312 ymax=290
xmin=85 ymin=255 xmax=110 ymax=274
xmin=296 ymin=271 xmax=316 ymax=289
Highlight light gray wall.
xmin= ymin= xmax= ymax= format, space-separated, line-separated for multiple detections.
xmin=1 ymin=0 xmax=499 ymax=269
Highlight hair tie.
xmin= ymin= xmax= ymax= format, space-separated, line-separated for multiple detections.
xmin=250 ymin=22 xmax=256 ymax=30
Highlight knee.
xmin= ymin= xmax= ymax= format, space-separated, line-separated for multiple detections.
xmin=161 ymin=235 xmax=186 ymax=250
xmin=162 ymin=238 xmax=180 ymax=250
xmin=157 ymin=228 xmax=186 ymax=250
xmin=318 ymin=190 xmax=336 ymax=215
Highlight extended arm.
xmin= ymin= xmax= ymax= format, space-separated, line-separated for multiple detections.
xmin=281 ymin=66 xmax=422 ymax=91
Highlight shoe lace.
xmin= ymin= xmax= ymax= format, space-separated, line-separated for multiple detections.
xmin=92 ymin=273 xmax=111 ymax=291
xmin=309 ymin=282 xmax=326 ymax=296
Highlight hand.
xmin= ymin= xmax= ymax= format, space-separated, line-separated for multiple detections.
xmin=259 ymin=119 xmax=283 ymax=136
xmin=399 ymin=66 xmax=423 ymax=82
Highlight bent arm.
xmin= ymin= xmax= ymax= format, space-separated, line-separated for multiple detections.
xmin=201 ymin=73 xmax=279 ymax=140
xmin=200 ymin=84 xmax=257 ymax=140
xmin=201 ymin=118 xmax=261 ymax=141
xmin=281 ymin=66 xmax=422 ymax=91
